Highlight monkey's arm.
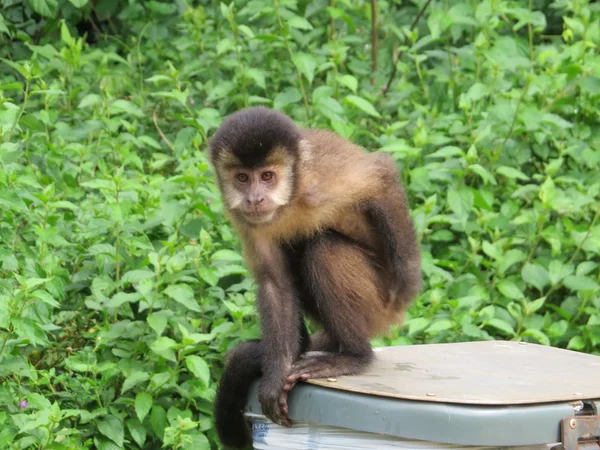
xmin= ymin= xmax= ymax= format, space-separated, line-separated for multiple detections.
xmin=251 ymin=239 xmax=304 ymax=427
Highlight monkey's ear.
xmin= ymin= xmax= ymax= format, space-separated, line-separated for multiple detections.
xmin=211 ymin=147 xmax=242 ymax=170
xmin=298 ymin=139 xmax=313 ymax=163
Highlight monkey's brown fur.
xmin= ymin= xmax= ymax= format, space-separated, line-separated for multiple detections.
xmin=210 ymin=107 xmax=421 ymax=449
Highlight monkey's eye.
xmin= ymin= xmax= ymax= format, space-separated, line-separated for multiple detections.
xmin=261 ymin=171 xmax=274 ymax=182
xmin=236 ymin=173 xmax=249 ymax=183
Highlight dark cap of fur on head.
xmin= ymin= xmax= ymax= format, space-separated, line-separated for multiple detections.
xmin=209 ymin=107 xmax=301 ymax=168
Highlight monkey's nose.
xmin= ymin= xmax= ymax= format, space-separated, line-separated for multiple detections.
xmin=247 ymin=197 xmax=265 ymax=206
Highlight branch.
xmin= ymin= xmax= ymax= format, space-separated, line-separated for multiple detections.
xmin=371 ymin=0 xmax=378 ymax=85
xmin=153 ymin=104 xmax=176 ymax=152
xmin=380 ymin=0 xmax=432 ymax=97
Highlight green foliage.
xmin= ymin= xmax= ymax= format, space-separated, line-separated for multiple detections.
xmin=1 ymin=0 xmax=599 ymax=448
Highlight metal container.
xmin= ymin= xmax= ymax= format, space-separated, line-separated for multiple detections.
xmin=244 ymin=341 xmax=600 ymax=450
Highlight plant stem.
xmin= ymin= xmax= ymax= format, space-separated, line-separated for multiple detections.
xmin=274 ymin=0 xmax=311 ymax=119
xmin=371 ymin=0 xmax=378 ymax=85
xmin=381 ymin=0 xmax=432 ymax=96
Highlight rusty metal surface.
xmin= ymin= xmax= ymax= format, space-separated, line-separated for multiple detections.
xmin=560 ymin=415 xmax=600 ymax=450
xmin=306 ymin=340 xmax=600 ymax=405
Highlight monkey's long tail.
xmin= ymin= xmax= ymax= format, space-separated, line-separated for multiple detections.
xmin=214 ymin=341 xmax=263 ymax=449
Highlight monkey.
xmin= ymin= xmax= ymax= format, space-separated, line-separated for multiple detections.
xmin=209 ymin=107 xmax=421 ymax=449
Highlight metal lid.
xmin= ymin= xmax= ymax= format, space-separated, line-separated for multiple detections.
xmin=307 ymin=341 xmax=600 ymax=405
xmin=245 ymin=341 xmax=600 ymax=446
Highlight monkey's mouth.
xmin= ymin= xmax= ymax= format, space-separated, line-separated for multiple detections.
xmin=242 ymin=209 xmax=276 ymax=224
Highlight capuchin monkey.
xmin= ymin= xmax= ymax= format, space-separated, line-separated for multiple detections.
xmin=209 ymin=107 xmax=421 ymax=448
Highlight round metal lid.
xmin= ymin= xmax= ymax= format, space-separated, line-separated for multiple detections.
xmin=306 ymin=340 xmax=600 ymax=405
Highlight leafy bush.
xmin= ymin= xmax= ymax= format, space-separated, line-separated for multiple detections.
xmin=0 ymin=0 xmax=599 ymax=448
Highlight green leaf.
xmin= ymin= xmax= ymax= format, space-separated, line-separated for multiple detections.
xmin=486 ymin=318 xmax=516 ymax=336
xmin=164 ymin=284 xmax=201 ymax=313
xmin=482 ymin=241 xmax=501 ymax=260
xmin=427 ymin=9 xmax=451 ymax=39
xmin=274 ymin=87 xmax=302 ymax=110
xmin=50 ymin=200 xmax=79 ymax=210
xmin=121 ymin=270 xmax=155 ymax=284
xmin=547 ymin=320 xmax=568 ymax=338
xmin=60 ymin=20 xmax=75 ymax=47
xmin=496 ymin=166 xmax=530 ymax=181
xmin=461 ymin=323 xmax=491 ymax=340
xmin=425 ymin=319 xmax=454 ymax=334
xmin=238 ymin=25 xmax=254 ymax=38
xmin=150 ymin=405 xmax=167 ymax=440
xmin=26 ymin=393 xmax=51 ymax=410
xmin=498 ymin=249 xmax=526 ymax=274
xmin=135 ymin=392 xmax=153 ymax=423
xmin=219 ymin=2 xmax=230 ymax=20
xmin=28 ymin=0 xmax=58 ymax=18
xmin=109 ymin=99 xmax=144 ymax=117
xmin=126 ymin=419 xmax=146 ymax=448
xmin=539 ymin=177 xmax=556 ymax=206
xmin=150 ymin=337 xmax=178 ymax=362
xmin=337 ymin=75 xmax=358 ymax=93
xmin=246 ymin=68 xmax=266 ymax=89
xmin=147 ymin=312 xmax=169 ymax=336
xmin=542 ymin=113 xmax=573 ymax=129
xmin=507 ymin=302 xmax=522 ymax=320
xmin=108 ymin=292 xmax=141 ymax=309
xmin=521 ymin=329 xmax=550 ymax=346
xmin=122 ymin=371 xmax=150 ymax=393
xmin=468 ymin=164 xmax=497 ymax=185
xmin=185 ymin=356 xmax=210 ymax=387
xmin=447 ymin=187 xmax=474 ymax=223
xmin=344 ymin=95 xmax=381 ymax=118
xmin=77 ymin=94 xmax=102 ymax=109
xmin=497 ymin=280 xmax=524 ymax=300
xmin=563 ymin=276 xmax=600 ymax=292
xmin=12 ymin=318 xmax=48 ymax=346
xmin=580 ymin=77 xmax=600 ymax=96
xmin=97 ymin=415 xmax=124 ymax=447
xmin=428 ymin=146 xmax=465 ymax=159
xmin=31 ymin=290 xmax=60 ymax=308
xmin=287 ymin=16 xmax=313 ymax=30
xmin=406 ymin=317 xmax=429 ymax=337
xmin=524 ymin=297 xmax=546 ymax=315
xmin=183 ymin=433 xmax=211 ymax=449
xmin=211 ymin=249 xmax=243 ymax=262
xmin=521 ymin=263 xmax=549 ymax=291
xmin=68 ymin=0 xmax=88 ymax=7
xmin=94 ymin=438 xmax=121 ymax=450
xmin=464 ymin=82 xmax=491 ymax=102
xmin=292 ymin=53 xmax=317 ymax=85
xmin=567 ymin=336 xmax=586 ymax=351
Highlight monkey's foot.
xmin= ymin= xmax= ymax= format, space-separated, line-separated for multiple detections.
xmin=285 ymin=352 xmax=366 ymax=387
xmin=282 ymin=373 xmax=309 ymax=392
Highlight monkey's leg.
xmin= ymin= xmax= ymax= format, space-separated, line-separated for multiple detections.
xmin=286 ymin=232 xmax=383 ymax=386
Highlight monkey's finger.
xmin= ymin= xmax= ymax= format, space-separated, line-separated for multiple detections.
xmin=286 ymin=372 xmax=310 ymax=384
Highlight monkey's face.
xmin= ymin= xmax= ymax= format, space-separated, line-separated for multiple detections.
xmin=221 ymin=162 xmax=294 ymax=225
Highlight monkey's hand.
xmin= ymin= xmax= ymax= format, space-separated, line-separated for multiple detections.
xmin=258 ymin=379 xmax=292 ymax=428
